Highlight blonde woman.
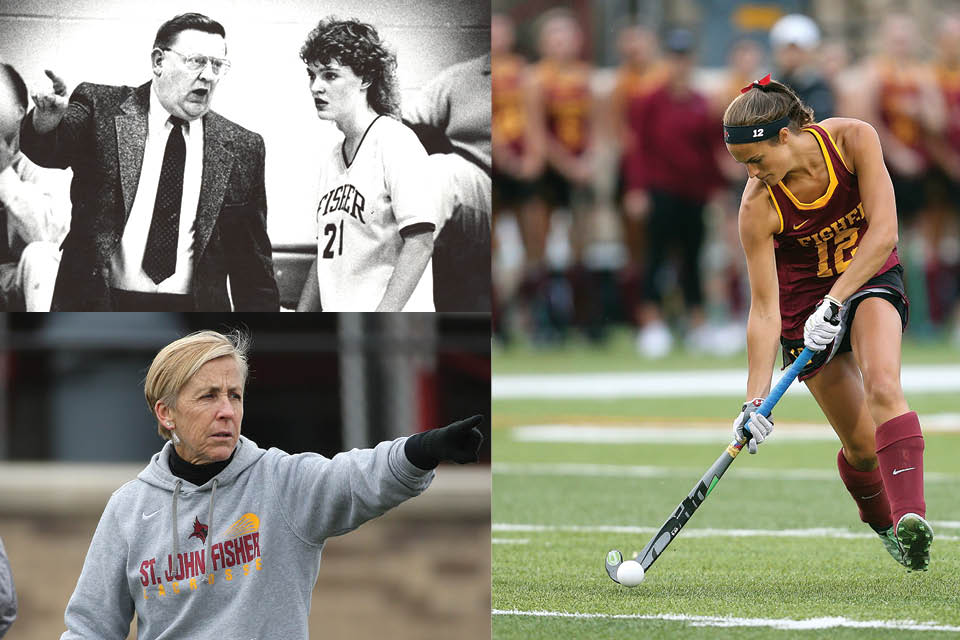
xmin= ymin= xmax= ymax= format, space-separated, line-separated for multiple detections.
xmin=61 ymin=330 xmax=483 ymax=639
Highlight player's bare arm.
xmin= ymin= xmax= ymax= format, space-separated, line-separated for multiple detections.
xmin=738 ymin=179 xmax=782 ymax=400
xmin=821 ymin=118 xmax=899 ymax=302
xmin=375 ymin=227 xmax=434 ymax=311
xmin=519 ymin=67 xmax=547 ymax=179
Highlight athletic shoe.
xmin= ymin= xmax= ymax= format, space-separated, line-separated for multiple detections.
xmin=896 ymin=513 xmax=934 ymax=571
xmin=635 ymin=322 xmax=672 ymax=358
xmin=871 ymin=524 xmax=907 ymax=568
xmin=683 ymin=324 xmax=713 ymax=355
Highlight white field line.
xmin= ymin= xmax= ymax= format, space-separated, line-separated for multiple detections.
xmin=509 ymin=421 xmax=959 ymax=444
xmin=491 ymin=609 xmax=960 ymax=632
xmin=492 ymin=365 xmax=960 ymax=398
xmin=932 ymin=520 xmax=960 ymax=528
xmin=492 ymin=538 xmax=530 ymax=545
xmin=925 ymin=413 xmax=960 ymax=428
xmin=491 ymin=523 xmax=960 ymax=542
xmin=493 ymin=461 xmax=960 ymax=483
xmin=512 ymin=424 xmax=841 ymax=443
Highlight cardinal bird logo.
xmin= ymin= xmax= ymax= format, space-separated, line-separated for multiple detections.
xmin=188 ymin=517 xmax=209 ymax=544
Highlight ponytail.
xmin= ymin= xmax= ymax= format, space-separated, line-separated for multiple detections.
xmin=723 ymin=79 xmax=814 ymax=143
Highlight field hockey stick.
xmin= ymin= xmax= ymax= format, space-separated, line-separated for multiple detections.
xmin=605 ymin=346 xmax=815 ymax=584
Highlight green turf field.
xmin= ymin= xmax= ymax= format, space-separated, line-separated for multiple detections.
xmin=492 ymin=333 xmax=960 ymax=638
xmin=493 ymin=330 xmax=960 ymax=373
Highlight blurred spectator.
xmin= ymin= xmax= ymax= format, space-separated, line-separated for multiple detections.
xmin=0 ymin=537 xmax=15 ymax=637
xmin=820 ymin=39 xmax=867 ymax=119
xmin=491 ymin=12 xmax=546 ymax=339
xmin=862 ymin=13 xmax=944 ymax=228
xmin=707 ymin=37 xmax=768 ymax=328
xmin=403 ymin=52 xmax=491 ymax=312
xmin=770 ymin=14 xmax=835 ymax=119
xmin=623 ymin=28 xmax=724 ymax=356
xmin=711 ymin=37 xmax=765 ymax=116
xmin=611 ymin=24 xmax=668 ymax=329
xmin=928 ymin=14 xmax=960 ymax=338
xmin=528 ymin=8 xmax=597 ymax=341
xmin=0 ymin=62 xmax=70 ymax=311
xmin=861 ymin=13 xmax=945 ymax=334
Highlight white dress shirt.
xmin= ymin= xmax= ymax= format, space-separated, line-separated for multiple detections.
xmin=110 ymin=84 xmax=203 ymax=293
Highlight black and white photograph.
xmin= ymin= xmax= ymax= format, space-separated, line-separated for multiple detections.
xmin=0 ymin=1 xmax=490 ymax=312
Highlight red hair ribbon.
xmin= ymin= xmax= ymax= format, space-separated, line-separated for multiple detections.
xmin=740 ymin=73 xmax=772 ymax=94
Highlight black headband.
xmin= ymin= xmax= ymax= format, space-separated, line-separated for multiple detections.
xmin=723 ymin=116 xmax=790 ymax=144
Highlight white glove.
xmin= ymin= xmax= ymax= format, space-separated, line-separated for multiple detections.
xmin=803 ymin=296 xmax=843 ymax=352
xmin=733 ymin=398 xmax=774 ymax=454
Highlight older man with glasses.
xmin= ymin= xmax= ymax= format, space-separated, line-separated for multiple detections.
xmin=20 ymin=12 xmax=279 ymax=311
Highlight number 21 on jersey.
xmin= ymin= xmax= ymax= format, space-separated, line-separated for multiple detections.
xmin=323 ymin=220 xmax=344 ymax=259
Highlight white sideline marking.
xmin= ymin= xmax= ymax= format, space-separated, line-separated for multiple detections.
xmin=492 ymin=609 xmax=960 ymax=632
xmin=510 ymin=421 xmax=959 ymax=445
xmin=493 ymin=461 xmax=960 ymax=483
xmin=923 ymin=413 xmax=960 ymax=428
xmin=492 ymin=538 xmax=530 ymax=545
xmin=495 ymin=461 xmax=833 ymax=480
xmin=932 ymin=521 xmax=960 ymax=529
xmin=511 ymin=424 xmax=841 ymax=443
xmin=492 ymin=365 xmax=960 ymax=398
xmin=491 ymin=523 xmax=960 ymax=542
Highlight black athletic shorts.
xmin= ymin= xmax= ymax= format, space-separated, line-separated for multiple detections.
xmin=492 ymin=168 xmax=537 ymax=210
xmin=888 ymin=171 xmax=927 ymax=223
xmin=781 ymin=265 xmax=909 ymax=381
xmin=538 ymin=166 xmax=593 ymax=211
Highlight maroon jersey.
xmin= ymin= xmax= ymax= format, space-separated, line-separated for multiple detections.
xmin=493 ymin=54 xmax=528 ymax=155
xmin=535 ymin=60 xmax=592 ymax=156
xmin=766 ymin=124 xmax=900 ymax=339
xmin=877 ymin=61 xmax=930 ymax=171
xmin=935 ymin=63 xmax=960 ymax=153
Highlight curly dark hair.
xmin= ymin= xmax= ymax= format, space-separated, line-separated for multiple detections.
xmin=300 ymin=17 xmax=400 ymax=119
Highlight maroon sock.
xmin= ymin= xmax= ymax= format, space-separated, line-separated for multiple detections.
xmin=876 ymin=411 xmax=926 ymax=524
xmin=836 ymin=449 xmax=892 ymax=529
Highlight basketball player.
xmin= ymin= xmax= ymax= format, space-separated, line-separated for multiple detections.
xmin=723 ymin=76 xmax=933 ymax=571
xmin=296 ymin=18 xmax=437 ymax=311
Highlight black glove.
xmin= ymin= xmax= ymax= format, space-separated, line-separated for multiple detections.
xmin=404 ymin=415 xmax=484 ymax=470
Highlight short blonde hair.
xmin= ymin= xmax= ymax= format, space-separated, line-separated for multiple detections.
xmin=144 ymin=329 xmax=250 ymax=440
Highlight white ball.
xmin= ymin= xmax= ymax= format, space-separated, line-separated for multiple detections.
xmin=616 ymin=560 xmax=645 ymax=587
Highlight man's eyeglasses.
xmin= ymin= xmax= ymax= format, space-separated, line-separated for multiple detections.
xmin=160 ymin=48 xmax=232 ymax=76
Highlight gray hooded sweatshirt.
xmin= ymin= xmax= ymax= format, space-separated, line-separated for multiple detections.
xmin=0 ymin=537 xmax=16 ymax=637
xmin=61 ymin=435 xmax=434 ymax=639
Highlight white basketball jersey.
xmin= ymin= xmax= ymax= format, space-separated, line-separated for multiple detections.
xmin=314 ymin=116 xmax=437 ymax=311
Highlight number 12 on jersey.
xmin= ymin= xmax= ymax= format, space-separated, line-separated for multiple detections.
xmin=323 ymin=220 xmax=344 ymax=259
xmin=815 ymin=227 xmax=858 ymax=278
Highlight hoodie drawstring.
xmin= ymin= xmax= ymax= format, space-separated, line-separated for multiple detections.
xmin=171 ymin=479 xmax=183 ymax=576
xmin=170 ymin=478 xmax=219 ymax=584
xmin=206 ymin=479 xmax=217 ymax=584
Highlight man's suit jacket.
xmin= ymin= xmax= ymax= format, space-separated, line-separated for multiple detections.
xmin=20 ymin=81 xmax=279 ymax=310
